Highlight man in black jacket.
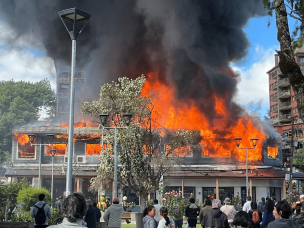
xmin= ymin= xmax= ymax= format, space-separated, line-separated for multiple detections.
xmin=201 ymin=199 xmax=229 ymax=228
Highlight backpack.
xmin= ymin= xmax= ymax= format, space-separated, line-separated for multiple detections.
xmin=34 ymin=203 xmax=46 ymax=225
xmin=251 ymin=210 xmax=260 ymax=224
xmin=172 ymin=204 xmax=182 ymax=217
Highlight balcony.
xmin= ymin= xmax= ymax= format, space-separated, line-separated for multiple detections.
xmin=272 ymin=105 xmax=278 ymax=112
xmin=278 ymin=90 xmax=291 ymax=98
xmin=280 ymin=114 xmax=291 ymax=122
xmin=270 ymin=93 xmax=278 ymax=102
xmin=279 ymin=101 xmax=291 ymax=110
xmin=270 ymin=82 xmax=278 ymax=90
xmin=278 ymin=78 xmax=290 ymax=87
xmin=272 ymin=118 xmax=279 ymax=124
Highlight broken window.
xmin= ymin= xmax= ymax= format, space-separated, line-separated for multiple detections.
xmin=86 ymin=144 xmax=111 ymax=156
xmin=45 ymin=144 xmax=67 ymax=156
xmin=268 ymin=146 xmax=278 ymax=158
xmin=14 ymin=133 xmax=35 ymax=159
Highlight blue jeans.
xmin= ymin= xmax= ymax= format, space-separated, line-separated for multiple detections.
xmin=174 ymin=219 xmax=183 ymax=228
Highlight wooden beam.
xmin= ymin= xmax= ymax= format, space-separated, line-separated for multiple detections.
xmin=216 ymin=179 xmax=219 ymax=199
xmin=249 ymin=179 xmax=252 ymax=197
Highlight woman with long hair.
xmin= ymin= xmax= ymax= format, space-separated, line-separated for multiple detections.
xmin=143 ymin=205 xmax=157 ymax=228
xmin=262 ymin=199 xmax=275 ymax=228
xmin=157 ymin=207 xmax=174 ymax=228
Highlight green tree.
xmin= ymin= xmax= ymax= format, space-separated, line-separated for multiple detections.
xmin=0 ymin=178 xmax=29 ymax=221
xmin=263 ymin=0 xmax=304 ymax=122
xmin=17 ymin=187 xmax=51 ymax=212
xmin=82 ymin=75 xmax=198 ymax=210
xmin=0 ymin=79 xmax=55 ymax=163
xmin=294 ymin=148 xmax=304 ymax=172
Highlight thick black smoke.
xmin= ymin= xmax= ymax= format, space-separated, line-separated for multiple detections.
xmin=0 ymin=0 xmax=266 ymax=126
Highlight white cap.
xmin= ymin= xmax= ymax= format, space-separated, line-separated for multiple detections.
xmin=300 ymin=194 xmax=304 ymax=199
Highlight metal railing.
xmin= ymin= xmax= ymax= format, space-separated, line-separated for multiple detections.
xmin=279 ymin=101 xmax=291 ymax=109
xmin=278 ymin=90 xmax=291 ymax=98
xmin=278 ymin=78 xmax=289 ymax=86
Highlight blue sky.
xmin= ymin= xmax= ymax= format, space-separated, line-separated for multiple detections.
xmin=0 ymin=12 xmax=294 ymax=119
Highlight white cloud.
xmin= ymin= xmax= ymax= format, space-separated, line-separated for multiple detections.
xmin=232 ymin=46 xmax=277 ymax=117
xmin=0 ymin=48 xmax=56 ymax=87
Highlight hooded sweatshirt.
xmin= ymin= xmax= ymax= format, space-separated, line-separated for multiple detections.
xmin=267 ymin=218 xmax=295 ymax=228
xmin=201 ymin=208 xmax=229 ymax=228
xmin=103 ymin=203 xmax=124 ymax=227
xmin=143 ymin=215 xmax=157 ymax=228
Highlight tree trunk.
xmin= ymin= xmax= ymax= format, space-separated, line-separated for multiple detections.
xmin=274 ymin=0 xmax=304 ymax=122
xmin=140 ymin=195 xmax=148 ymax=212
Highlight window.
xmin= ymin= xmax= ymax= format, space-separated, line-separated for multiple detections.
xmin=59 ymin=98 xmax=68 ymax=105
xmin=166 ymin=186 xmax=195 ymax=199
xmin=45 ymin=144 xmax=67 ymax=156
xmin=202 ymin=187 xmax=234 ymax=204
xmin=14 ymin=133 xmax=35 ymax=159
xmin=268 ymin=147 xmax=278 ymax=158
xmin=299 ymin=56 xmax=304 ymax=63
xmin=60 ymin=84 xmax=69 ymax=89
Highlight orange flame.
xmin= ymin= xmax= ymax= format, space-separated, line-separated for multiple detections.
xmin=141 ymin=72 xmax=267 ymax=161
xmin=267 ymin=147 xmax=278 ymax=158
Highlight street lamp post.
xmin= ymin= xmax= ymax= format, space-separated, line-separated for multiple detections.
xmin=50 ymin=149 xmax=56 ymax=207
xmin=28 ymin=134 xmax=55 ymax=188
xmin=99 ymin=113 xmax=132 ymax=197
xmin=58 ymin=8 xmax=91 ymax=197
xmin=233 ymin=138 xmax=259 ymax=197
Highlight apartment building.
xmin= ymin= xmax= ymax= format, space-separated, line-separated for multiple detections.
xmin=267 ymin=48 xmax=304 ymax=143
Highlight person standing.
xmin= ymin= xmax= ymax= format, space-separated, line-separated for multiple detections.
xmin=30 ymin=194 xmax=52 ymax=228
xmin=103 ymin=197 xmax=124 ymax=228
xmin=105 ymin=197 xmax=111 ymax=209
xmin=201 ymin=199 xmax=229 ymax=228
xmin=257 ymin=197 xmax=266 ymax=214
xmin=48 ymin=192 xmax=86 ymax=228
xmin=268 ymin=200 xmax=295 ymax=228
xmin=248 ymin=201 xmax=262 ymax=228
xmin=157 ymin=207 xmax=174 ymax=228
xmin=199 ymin=198 xmax=212 ymax=223
xmin=85 ymin=203 xmax=97 ymax=228
xmin=242 ymin=196 xmax=252 ymax=213
xmin=143 ymin=205 xmax=157 ymax=228
xmin=93 ymin=202 xmax=101 ymax=223
xmin=262 ymin=199 xmax=275 ymax=228
xmin=293 ymin=202 xmax=304 ymax=228
xmin=220 ymin=197 xmax=236 ymax=225
xmin=55 ymin=196 xmax=63 ymax=215
xmin=172 ymin=197 xmax=184 ymax=228
xmin=154 ymin=199 xmax=162 ymax=224
xmin=185 ymin=198 xmax=200 ymax=228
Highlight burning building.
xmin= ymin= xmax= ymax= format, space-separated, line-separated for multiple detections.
xmin=3 ymin=0 xmax=304 ymax=205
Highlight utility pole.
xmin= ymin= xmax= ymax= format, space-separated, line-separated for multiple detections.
xmin=288 ymin=116 xmax=295 ymax=193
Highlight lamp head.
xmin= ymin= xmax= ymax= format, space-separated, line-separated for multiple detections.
xmin=99 ymin=114 xmax=109 ymax=127
xmin=233 ymin=138 xmax=242 ymax=148
xmin=122 ymin=113 xmax=132 ymax=126
xmin=250 ymin=138 xmax=259 ymax=148
xmin=27 ymin=134 xmax=36 ymax=144
xmin=50 ymin=149 xmax=56 ymax=156
xmin=58 ymin=7 xmax=91 ymax=40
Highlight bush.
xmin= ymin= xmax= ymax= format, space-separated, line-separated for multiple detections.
xmin=17 ymin=187 xmax=51 ymax=212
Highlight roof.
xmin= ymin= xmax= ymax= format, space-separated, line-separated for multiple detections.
xmin=163 ymin=166 xmax=304 ymax=180
xmin=294 ymin=46 xmax=304 ymax=55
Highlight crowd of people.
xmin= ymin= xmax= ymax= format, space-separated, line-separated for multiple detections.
xmin=142 ymin=194 xmax=304 ymax=228
xmin=28 ymin=191 xmax=304 ymax=228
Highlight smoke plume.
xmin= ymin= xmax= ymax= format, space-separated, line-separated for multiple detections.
xmin=0 ymin=0 xmax=267 ymax=126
